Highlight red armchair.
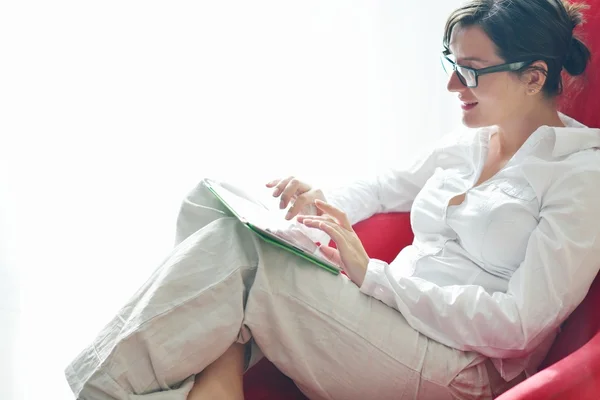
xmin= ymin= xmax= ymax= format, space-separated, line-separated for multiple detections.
xmin=243 ymin=0 xmax=600 ymax=398
xmin=495 ymin=3 xmax=600 ymax=396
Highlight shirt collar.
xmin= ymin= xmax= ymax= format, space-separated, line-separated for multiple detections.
xmin=552 ymin=113 xmax=600 ymax=157
xmin=478 ymin=114 xmax=600 ymax=158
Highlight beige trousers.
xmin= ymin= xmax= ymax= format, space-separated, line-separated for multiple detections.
xmin=65 ymin=179 xmax=510 ymax=400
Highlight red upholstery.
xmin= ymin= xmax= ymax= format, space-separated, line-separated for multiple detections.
xmin=243 ymin=360 xmax=308 ymax=400
xmin=557 ymin=0 xmax=600 ymax=129
xmin=496 ymin=279 xmax=600 ymax=400
xmin=348 ymin=213 xmax=415 ymax=264
xmin=495 ymin=1 xmax=600 ymax=398
xmin=244 ymin=1 xmax=600 ymax=398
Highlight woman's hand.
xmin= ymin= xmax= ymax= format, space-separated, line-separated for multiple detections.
xmin=266 ymin=176 xmax=327 ymax=220
xmin=297 ymin=200 xmax=369 ymax=287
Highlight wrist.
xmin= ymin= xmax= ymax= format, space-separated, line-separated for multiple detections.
xmin=353 ymin=255 xmax=369 ymax=287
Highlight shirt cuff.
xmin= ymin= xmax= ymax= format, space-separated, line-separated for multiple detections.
xmin=359 ymin=258 xmax=389 ymax=297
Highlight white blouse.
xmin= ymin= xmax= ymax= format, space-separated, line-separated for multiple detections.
xmin=326 ymin=114 xmax=600 ymax=380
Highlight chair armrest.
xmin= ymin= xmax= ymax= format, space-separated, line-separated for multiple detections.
xmin=350 ymin=212 xmax=414 ymax=263
xmin=496 ymin=331 xmax=600 ymax=400
xmin=342 ymin=213 xmax=600 ymax=399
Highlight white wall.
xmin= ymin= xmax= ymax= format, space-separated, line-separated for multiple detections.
xmin=0 ymin=1 xmax=462 ymax=398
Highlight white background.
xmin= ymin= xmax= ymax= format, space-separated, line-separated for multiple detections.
xmin=0 ymin=1 xmax=462 ymax=398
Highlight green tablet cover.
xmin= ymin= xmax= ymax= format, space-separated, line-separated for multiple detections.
xmin=205 ymin=179 xmax=340 ymax=275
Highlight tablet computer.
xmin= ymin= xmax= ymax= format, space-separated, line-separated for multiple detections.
xmin=204 ymin=178 xmax=340 ymax=275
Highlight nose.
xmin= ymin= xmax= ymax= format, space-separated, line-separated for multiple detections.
xmin=447 ymin=71 xmax=465 ymax=93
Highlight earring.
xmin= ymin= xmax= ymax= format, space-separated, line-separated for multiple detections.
xmin=529 ymin=89 xmax=536 ymax=94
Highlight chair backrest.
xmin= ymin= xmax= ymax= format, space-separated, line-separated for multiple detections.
xmin=557 ymin=0 xmax=600 ymax=128
xmin=353 ymin=0 xmax=600 ymax=371
xmin=541 ymin=0 xmax=600 ymax=369
xmin=541 ymin=275 xmax=600 ymax=368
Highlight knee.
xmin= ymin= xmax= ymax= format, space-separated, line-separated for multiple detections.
xmin=175 ymin=178 xmax=230 ymax=246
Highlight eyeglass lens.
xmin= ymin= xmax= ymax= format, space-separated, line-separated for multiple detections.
xmin=441 ymin=56 xmax=476 ymax=87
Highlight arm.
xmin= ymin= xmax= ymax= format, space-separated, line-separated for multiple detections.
xmin=325 ymin=130 xmax=469 ymax=225
xmin=360 ymin=166 xmax=600 ymax=359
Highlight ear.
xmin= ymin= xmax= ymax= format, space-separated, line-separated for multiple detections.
xmin=521 ymin=61 xmax=548 ymax=95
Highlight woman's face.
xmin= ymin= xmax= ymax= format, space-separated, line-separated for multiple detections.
xmin=447 ymin=25 xmax=528 ymax=128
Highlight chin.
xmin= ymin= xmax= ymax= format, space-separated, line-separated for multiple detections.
xmin=462 ymin=116 xmax=482 ymax=128
xmin=461 ymin=109 xmax=489 ymax=129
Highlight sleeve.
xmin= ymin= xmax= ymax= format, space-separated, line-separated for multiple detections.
xmin=359 ymin=166 xmax=600 ymax=359
xmin=323 ymin=129 xmax=469 ymax=226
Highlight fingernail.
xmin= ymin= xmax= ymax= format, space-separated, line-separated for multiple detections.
xmin=273 ymin=188 xmax=280 ymax=196
xmin=280 ymin=200 xmax=285 ymax=209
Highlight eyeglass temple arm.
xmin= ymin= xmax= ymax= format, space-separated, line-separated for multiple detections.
xmin=477 ymin=61 xmax=530 ymax=75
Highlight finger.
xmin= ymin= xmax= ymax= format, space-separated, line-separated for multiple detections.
xmin=280 ymin=178 xmax=310 ymax=210
xmin=285 ymin=196 xmax=309 ymax=220
xmin=266 ymin=179 xmax=280 ymax=188
xmin=297 ymin=213 xmax=337 ymax=224
xmin=314 ymin=200 xmax=352 ymax=230
xmin=303 ymin=219 xmax=350 ymax=249
xmin=299 ymin=217 xmax=331 ymax=229
xmin=272 ymin=176 xmax=294 ymax=197
xmin=286 ymin=193 xmax=316 ymax=220
xmin=319 ymin=245 xmax=343 ymax=267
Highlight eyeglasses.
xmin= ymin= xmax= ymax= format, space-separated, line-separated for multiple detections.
xmin=441 ymin=49 xmax=532 ymax=88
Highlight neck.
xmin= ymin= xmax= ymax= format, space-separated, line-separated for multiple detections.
xmin=495 ymin=101 xmax=565 ymax=157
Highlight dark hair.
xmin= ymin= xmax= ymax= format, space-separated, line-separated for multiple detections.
xmin=443 ymin=0 xmax=592 ymax=97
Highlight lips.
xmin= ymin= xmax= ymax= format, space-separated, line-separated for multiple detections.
xmin=461 ymin=101 xmax=478 ymax=111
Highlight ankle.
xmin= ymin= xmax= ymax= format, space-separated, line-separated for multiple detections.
xmin=187 ymin=343 xmax=246 ymax=400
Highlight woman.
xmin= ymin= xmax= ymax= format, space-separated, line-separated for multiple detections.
xmin=66 ymin=0 xmax=600 ymax=399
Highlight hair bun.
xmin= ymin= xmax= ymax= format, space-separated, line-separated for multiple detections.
xmin=561 ymin=0 xmax=587 ymax=28
xmin=564 ymin=36 xmax=591 ymax=76
xmin=560 ymin=1 xmax=591 ymax=76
